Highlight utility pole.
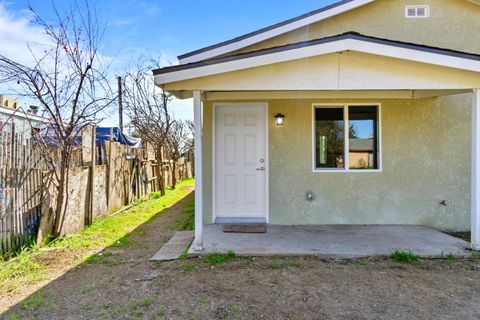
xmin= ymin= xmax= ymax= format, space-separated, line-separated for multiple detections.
xmin=118 ymin=76 xmax=124 ymax=132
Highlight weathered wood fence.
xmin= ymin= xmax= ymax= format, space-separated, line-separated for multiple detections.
xmin=0 ymin=128 xmax=44 ymax=255
xmin=0 ymin=125 xmax=193 ymax=255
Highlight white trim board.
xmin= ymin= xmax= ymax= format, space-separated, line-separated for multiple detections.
xmin=178 ymin=0 xmax=374 ymax=64
xmin=156 ymin=38 xmax=480 ymax=85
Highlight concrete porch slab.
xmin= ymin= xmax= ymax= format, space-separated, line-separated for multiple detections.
xmin=189 ymin=225 xmax=471 ymax=258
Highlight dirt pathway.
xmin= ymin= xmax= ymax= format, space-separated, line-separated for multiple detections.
xmin=2 ymin=192 xmax=480 ymax=320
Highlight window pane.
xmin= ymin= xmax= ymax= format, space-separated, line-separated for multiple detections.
xmin=348 ymin=106 xmax=378 ymax=170
xmin=315 ymin=108 xmax=345 ymax=169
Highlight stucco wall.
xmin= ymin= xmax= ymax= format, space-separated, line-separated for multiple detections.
xmin=202 ymin=93 xmax=472 ymax=231
xmin=230 ymin=0 xmax=480 ymax=56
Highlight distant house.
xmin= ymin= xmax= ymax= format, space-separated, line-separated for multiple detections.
xmin=153 ymin=0 xmax=480 ymax=251
xmin=0 ymin=95 xmax=50 ymax=138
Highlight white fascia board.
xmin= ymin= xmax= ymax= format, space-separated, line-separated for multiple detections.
xmin=179 ymin=0 xmax=375 ymax=64
xmin=155 ymin=39 xmax=480 ymax=85
xmin=348 ymin=39 xmax=480 ymax=73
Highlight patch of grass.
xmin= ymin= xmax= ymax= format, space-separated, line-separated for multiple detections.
xmin=142 ymin=297 xmax=153 ymax=307
xmin=205 ymin=250 xmax=236 ymax=264
xmin=20 ymin=292 xmax=44 ymax=311
xmin=391 ymin=250 xmax=420 ymax=263
xmin=4 ymin=313 xmax=22 ymax=320
xmin=84 ymin=252 xmax=122 ymax=266
xmin=49 ymin=179 xmax=194 ymax=251
xmin=149 ymin=192 xmax=162 ymax=199
xmin=267 ymin=262 xmax=299 ymax=270
xmin=154 ymin=305 xmax=166 ymax=316
xmin=180 ymin=262 xmax=196 ymax=272
xmin=0 ymin=249 xmax=46 ymax=294
xmin=171 ymin=197 xmax=195 ymax=231
xmin=440 ymin=251 xmax=456 ymax=261
xmin=472 ymin=251 xmax=480 ymax=259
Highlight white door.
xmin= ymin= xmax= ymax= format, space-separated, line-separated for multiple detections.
xmin=214 ymin=103 xmax=267 ymax=221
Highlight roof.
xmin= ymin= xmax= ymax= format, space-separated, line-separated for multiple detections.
xmin=349 ymin=139 xmax=374 ymax=152
xmin=177 ymin=0 xmax=480 ymax=64
xmin=154 ymin=32 xmax=480 ymax=84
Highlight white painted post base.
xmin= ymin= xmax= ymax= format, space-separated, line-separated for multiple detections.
xmin=472 ymin=89 xmax=480 ymax=251
xmin=193 ymin=90 xmax=204 ymax=251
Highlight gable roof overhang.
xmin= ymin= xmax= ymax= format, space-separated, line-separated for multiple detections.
xmin=178 ymin=0 xmax=374 ymax=64
xmin=154 ymin=33 xmax=480 ymax=90
xmin=177 ymin=0 xmax=480 ymax=64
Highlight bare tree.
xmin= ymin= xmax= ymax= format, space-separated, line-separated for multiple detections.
xmin=122 ymin=60 xmax=173 ymax=195
xmin=0 ymin=2 xmax=115 ymax=238
xmin=167 ymin=120 xmax=188 ymax=189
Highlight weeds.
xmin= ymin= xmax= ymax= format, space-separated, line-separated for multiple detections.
xmin=391 ymin=250 xmax=420 ymax=263
xmin=84 ymin=252 xmax=122 ymax=266
xmin=440 ymin=251 xmax=456 ymax=261
xmin=205 ymin=250 xmax=236 ymax=264
xmin=0 ymin=249 xmax=45 ymax=294
xmin=171 ymin=198 xmax=195 ymax=231
xmin=20 ymin=292 xmax=43 ymax=311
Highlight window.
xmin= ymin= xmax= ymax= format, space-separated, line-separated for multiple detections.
xmin=314 ymin=105 xmax=380 ymax=172
xmin=405 ymin=5 xmax=430 ymax=18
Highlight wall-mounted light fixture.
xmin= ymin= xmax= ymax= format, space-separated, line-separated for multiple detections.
xmin=275 ymin=113 xmax=285 ymax=126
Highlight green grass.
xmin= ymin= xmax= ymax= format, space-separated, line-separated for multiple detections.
xmin=0 ymin=179 xmax=194 ymax=295
xmin=84 ymin=252 xmax=122 ymax=266
xmin=472 ymin=251 xmax=480 ymax=259
xmin=0 ymin=248 xmax=46 ymax=295
xmin=440 ymin=251 xmax=456 ymax=261
xmin=171 ymin=197 xmax=195 ymax=231
xmin=205 ymin=250 xmax=236 ymax=264
xmin=49 ymin=179 xmax=194 ymax=250
xmin=391 ymin=250 xmax=420 ymax=263
xmin=20 ymin=292 xmax=44 ymax=311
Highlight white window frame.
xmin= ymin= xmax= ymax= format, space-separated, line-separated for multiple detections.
xmin=311 ymin=103 xmax=382 ymax=173
xmin=405 ymin=5 xmax=430 ymax=18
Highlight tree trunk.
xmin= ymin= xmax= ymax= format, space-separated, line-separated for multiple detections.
xmin=171 ymin=160 xmax=177 ymax=190
xmin=156 ymin=147 xmax=165 ymax=196
xmin=53 ymin=149 xmax=69 ymax=238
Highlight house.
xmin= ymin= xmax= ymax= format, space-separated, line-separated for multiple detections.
xmin=153 ymin=0 xmax=480 ymax=252
xmin=0 ymin=95 xmax=49 ymax=138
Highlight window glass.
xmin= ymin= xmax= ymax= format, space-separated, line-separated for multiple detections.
xmin=348 ymin=106 xmax=378 ymax=170
xmin=315 ymin=108 xmax=345 ymax=169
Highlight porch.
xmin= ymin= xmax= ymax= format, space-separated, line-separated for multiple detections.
xmin=153 ymin=33 xmax=480 ymax=252
xmin=192 ymin=224 xmax=470 ymax=258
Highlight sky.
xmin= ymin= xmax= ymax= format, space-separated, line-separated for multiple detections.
xmin=0 ymin=0 xmax=336 ymax=126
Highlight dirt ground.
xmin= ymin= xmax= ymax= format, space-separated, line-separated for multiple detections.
xmin=2 ymin=193 xmax=480 ymax=320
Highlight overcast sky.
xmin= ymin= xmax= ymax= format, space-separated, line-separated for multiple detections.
xmin=0 ymin=0 xmax=336 ymax=126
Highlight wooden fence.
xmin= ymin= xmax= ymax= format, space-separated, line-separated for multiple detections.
xmin=0 ymin=128 xmax=44 ymax=255
xmin=0 ymin=125 xmax=193 ymax=256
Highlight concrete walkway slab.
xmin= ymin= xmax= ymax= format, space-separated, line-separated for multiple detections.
xmin=150 ymin=231 xmax=194 ymax=261
xmin=190 ymin=225 xmax=470 ymax=258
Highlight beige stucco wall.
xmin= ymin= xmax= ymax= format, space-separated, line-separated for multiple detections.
xmin=202 ymin=93 xmax=472 ymax=231
xmin=230 ymin=0 xmax=480 ymax=56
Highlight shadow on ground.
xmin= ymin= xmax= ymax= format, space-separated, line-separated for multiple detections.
xmin=2 ymin=191 xmax=195 ymax=320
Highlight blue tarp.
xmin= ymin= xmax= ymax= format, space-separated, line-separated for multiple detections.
xmin=96 ymin=127 xmax=142 ymax=148
xmin=39 ymin=126 xmax=142 ymax=148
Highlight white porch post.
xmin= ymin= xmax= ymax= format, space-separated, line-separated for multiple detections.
xmin=472 ymin=89 xmax=480 ymax=251
xmin=192 ymin=90 xmax=203 ymax=251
